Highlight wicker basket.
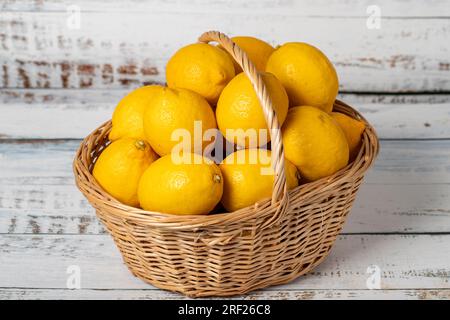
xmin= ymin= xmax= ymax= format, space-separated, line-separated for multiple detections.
xmin=73 ymin=31 xmax=379 ymax=297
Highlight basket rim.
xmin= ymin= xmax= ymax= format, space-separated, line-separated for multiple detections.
xmin=73 ymin=99 xmax=379 ymax=231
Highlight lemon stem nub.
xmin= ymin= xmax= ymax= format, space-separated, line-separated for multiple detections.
xmin=213 ymin=174 xmax=222 ymax=183
xmin=296 ymin=171 xmax=301 ymax=183
xmin=135 ymin=140 xmax=146 ymax=150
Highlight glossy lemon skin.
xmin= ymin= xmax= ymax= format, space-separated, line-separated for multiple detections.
xmin=138 ymin=153 xmax=223 ymax=215
xmin=230 ymin=36 xmax=275 ymax=73
xmin=142 ymin=87 xmax=217 ymax=156
xmin=219 ymin=148 xmax=299 ymax=212
xmin=109 ymin=85 xmax=164 ymax=141
xmin=166 ymin=43 xmax=235 ymax=104
xmin=331 ymin=112 xmax=366 ymax=160
xmin=216 ymin=72 xmax=289 ymax=148
xmin=266 ymin=42 xmax=339 ymax=113
xmin=93 ymin=138 xmax=158 ymax=207
xmin=282 ymin=106 xmax=349 ymax=182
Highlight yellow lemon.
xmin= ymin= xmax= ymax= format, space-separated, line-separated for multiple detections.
xmin=109 ymin=85 xmax=163 ymax=141
xmin=220 ymin=148 xmax=299 ymax=212
xmin=142 ymin=87 xmax=217 ymax=156
xmin=331 ymin=112 xmax=366 ymax=160
xmin=266 ymin=42 xmax=339 ymax=113
xmin=93 ymin=138 xmax=158 ymax=207
xmin=216 ymin=72 xmax=289 ymax=148
xmin=282 ymin=106 xmax=349 ymax=181
xmin=166 ymin=43 xmax=235 ymax=104
xmin=138 ymin=153 xmax=223 ymax=215
xmin=230 ymin=36 xmax=275 ymax=73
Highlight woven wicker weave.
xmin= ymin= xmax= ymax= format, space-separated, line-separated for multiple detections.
xmin=73 ymin=31 xmax=379 ymax=297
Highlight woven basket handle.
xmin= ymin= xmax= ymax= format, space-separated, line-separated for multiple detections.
xmin=198 ymin=31 xmax=289 ymax=228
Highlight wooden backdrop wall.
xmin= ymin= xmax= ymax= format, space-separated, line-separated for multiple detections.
xmin=0 ymin=0 xmax=449 ymax=299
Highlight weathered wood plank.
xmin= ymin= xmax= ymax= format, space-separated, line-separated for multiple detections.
xmin=356 ymin=103 xmax=450 ymax=139
xmin=4 ymin=140 xmax=450 ymax=186
xmin=0 ymin=140 xmax=77 ymax=181
xmin=363 ymin=140 xmax=450 ymax=185
xmin=3 ymin=89 xmax=450 ymax=105
xmin=0 ymin=102 xmax=112 ymax=139
xmin=2 ymin=183 xmax=450 ymax=234
xmin=1 ymin=91 xmax=449 ymax=139
xmin=0 ymin=184 xmax=105 ymax=234
xmin=0 ymin=234 xmax=448 ymax=290
xmin=0 ymin=140 xmax=450 ymax=234
xmin=348 ymin=184 xmax=450 ymax=233
xmin=0 ymin=12 xmax=449 ymax=91
xmin=2 ymin=0 xmax=450 ymax=17
xmin=0 ymin=288 xmax=449 ymax=300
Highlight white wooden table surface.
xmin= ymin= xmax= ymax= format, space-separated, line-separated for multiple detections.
xmin=0 ymin=0 xmax=449 ymax=300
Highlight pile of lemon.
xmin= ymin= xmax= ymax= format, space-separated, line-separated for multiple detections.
xmin=93 ymin=36 xmax=366 ymax=215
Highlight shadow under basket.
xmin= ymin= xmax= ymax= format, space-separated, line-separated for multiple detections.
xmin=73 ymin=31 xmax=379 ymax=297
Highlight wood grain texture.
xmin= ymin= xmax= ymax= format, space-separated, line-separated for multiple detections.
xmin=1 ymin=288 xmax=449 ymax=300
xmin=0 ymin=11 xmax=449 ymax=91
xmin=2 ymin=184 xmax=449 ymax=234
xmin=2 ymin=89 xmax=450 ymax=105
xmin=1 ymin=91 xmax=449 ymax=139
xmin=2 ymin=0 xmax=450 ymax=16
xmin=0 ymin=0 xmax=448 ymax=300
xmin=0 ymin=234 xmax=448 ymax=290
xmin=1 ymin=140 xmax=450 ymax=234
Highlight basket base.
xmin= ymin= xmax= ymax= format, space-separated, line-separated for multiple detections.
xmin=120 ymin=242 xmax=335 ymax=298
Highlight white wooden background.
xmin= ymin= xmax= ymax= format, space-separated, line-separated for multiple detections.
xmin=0 ymin=0 xmax=449 ymax=300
